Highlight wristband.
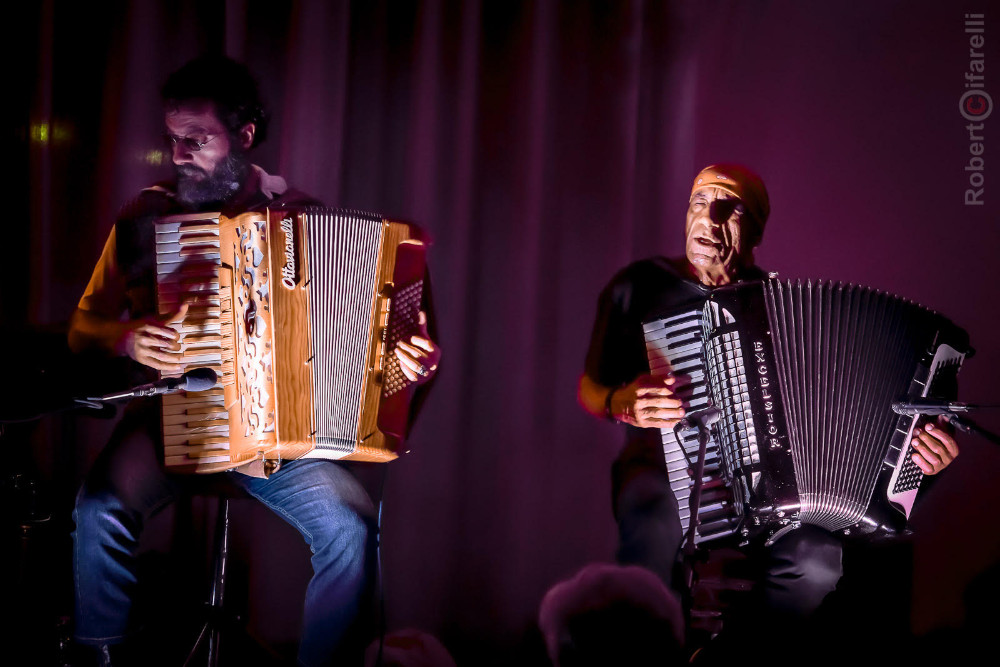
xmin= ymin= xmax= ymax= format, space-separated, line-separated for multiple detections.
xmin=604 ymin=386 xmax=621 ymax=422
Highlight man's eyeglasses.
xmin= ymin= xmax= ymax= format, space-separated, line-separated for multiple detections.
xmin=165 ymin=133 xmax=220 ymax=152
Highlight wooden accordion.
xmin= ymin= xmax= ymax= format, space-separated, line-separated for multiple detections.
xmin=154 ymin=207 xmax=428 ymax=473
xmin=643 ymin=278 xmax=970 ymax=545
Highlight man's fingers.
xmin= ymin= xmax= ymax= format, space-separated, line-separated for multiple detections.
xmin=924 ymin=422 xmax=959 ymax=459
xmin=395 ymin=347 xmax=426 ymax=378
xmin=912 ymin=438 xmax=943 ymax=469
xmin=394 ymin=346 xmax=421 ymax=369
xmin=637 ymin=406 xmax=686 ymax=421
xmin=915 ymin=432 xmax=948 ymax=460
xmin=635 ymin=387 xmax=679 ymax=401
xmin=138 ymin=351 xmax=185 ymax=373
xmin=636 ymin=396 xmax=684 ymax=410
xmin=396 ymin=339 xmax=428 ymax=361
xmin=135 ymin=333 xmax=182 ymax=352
xmin=161 ymin=302 xmax=190 ymax=325
xmin=394 ymin=349 xmax=421 ymax=381
xmin=398 ymin=365 xmax=418 ymax=382
xmin=395 ymin=344 xmax=438 ymax=382
xmin=408 ymin=335 xmax=436 ymax=353
xmin=907 ymin=421 xmax=959 ymax=477
xmin=636 ymin=415 xmax=685 ymax=428
xmin=915 ymin=427 xmax=955 ymax=465
xmin=137 ymin=324 xmax=181 ymax=342
xmin=911 ymin=452 xmax=935 ymax=475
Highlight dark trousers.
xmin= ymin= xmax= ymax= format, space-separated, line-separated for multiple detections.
xmin=613 ymin=466 xmax=843 ymax=619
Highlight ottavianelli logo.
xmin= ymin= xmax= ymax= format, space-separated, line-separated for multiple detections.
xmin=963 ymin=12 xmax=989 ymax=206
xmin=279 ymin=216 xmax=297 ymax=289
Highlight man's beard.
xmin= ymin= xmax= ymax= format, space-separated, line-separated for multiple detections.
xmin=176 ymin=150 xmax=251 ymax=209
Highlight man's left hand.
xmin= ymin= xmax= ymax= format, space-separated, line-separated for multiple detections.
xmin=394 ymin=311 xmax=440 ymax=384
xmin=911 ymin=416 xmax=959 ymax=475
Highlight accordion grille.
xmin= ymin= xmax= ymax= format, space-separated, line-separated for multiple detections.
xmin=305 ymin=209 xmax=384 ymax=452
xmin=764 ymin=280 xmax=935 ymax=531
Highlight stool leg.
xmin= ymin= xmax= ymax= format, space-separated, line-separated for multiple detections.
xmin=184 ymin=497 xmax=231 ymax=667
xmin=207 ymin=497 xmax=230 ymax=667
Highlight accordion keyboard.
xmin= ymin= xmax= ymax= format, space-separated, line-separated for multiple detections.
xmin=155 ymin=214 xmax=235 ymax=471
xmin=643 ymin=309 xmax=740 ymax=544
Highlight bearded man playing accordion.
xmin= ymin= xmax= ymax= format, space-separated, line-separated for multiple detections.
xmin=68 ymin=56 xmax=440 ymax=665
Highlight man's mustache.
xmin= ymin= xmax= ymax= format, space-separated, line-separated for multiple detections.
xmin=177 ymin=164 xmax=208 ymax=179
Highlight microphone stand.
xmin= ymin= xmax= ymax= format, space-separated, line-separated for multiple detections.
xmin=674 ymin=407 xmax=721 ymax=589
xmin=1 ymin=377 xmax=198 ymax=424
xmin=942 ymin=413 xmax=1000 ymax=446
xmin=70 ymin=368 xmax=217 ymax=414
xmin=893 ymin=400 xmax=1000 ymax=447
xmin=0 ymin=396 xmax=116 ymax=424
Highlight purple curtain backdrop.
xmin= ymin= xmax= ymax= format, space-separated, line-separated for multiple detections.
xmin=9 ymin=0 xmax=999 ymax=660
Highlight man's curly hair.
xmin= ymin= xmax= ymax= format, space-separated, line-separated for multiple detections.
xmin=161 ymin=55 xmax=269 ymax=148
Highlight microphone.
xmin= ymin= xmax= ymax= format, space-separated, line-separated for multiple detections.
xmin=674 ymin=406 xmax=722 ymax=432
xmin=90 ymin=368 xmax=218 ymax=403
xmin=891 ymin=398 xmax=976 ymax=416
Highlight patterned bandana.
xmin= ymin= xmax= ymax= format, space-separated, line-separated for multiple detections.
xmin=690 ymin=164 xmax=770 ymax=230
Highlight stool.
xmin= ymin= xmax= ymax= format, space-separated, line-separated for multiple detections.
xmin=183 ymin=495 xmax=234 ymax=667
xmin=180 ymin=491 xmax=284 ymax=666
xmin=684 ymin=546 xmax=754 ymax=639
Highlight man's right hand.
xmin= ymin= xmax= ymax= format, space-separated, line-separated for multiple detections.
xmin=115 ymin=303 xmax=189 ymax=373
xmin=609 ymin=374 xmax=686 ymax=429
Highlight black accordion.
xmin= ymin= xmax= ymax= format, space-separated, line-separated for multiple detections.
xmin=642 ymin=278 xmax=970 ymax=545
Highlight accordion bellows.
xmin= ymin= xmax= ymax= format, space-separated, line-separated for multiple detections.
xmin=155 ymin=208 xmax=427 ymax=473
xmin=643 ymin=278 xmax=970 ymax=544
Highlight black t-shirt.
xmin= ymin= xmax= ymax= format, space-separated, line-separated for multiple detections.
xmin=583 ymin=257 xmax=767 ymax=495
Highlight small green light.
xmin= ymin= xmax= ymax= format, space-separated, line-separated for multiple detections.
xmin=144 ymin=149 xmax=165 ymax=166
xmin=31 ymin=123 xmax=50 ymax=143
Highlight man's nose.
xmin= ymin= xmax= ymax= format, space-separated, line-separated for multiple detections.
xmin=696 ymin=209 xmax=723 ymax=232
xmin=171 ymin=142 xmax=194 ymax=165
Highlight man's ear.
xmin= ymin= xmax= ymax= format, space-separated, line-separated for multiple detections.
xmin=740 ymin=220 xmax=763 ymax=268
xmin=746 ymin=216 xmax=765 ymax=250
xmin=237 ymin=123 xmax=256 ymax=150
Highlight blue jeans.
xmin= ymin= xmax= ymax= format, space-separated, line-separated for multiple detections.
xmin=72 ymin=403 xmax=375 ymax=666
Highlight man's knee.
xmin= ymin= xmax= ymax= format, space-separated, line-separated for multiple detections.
xmin=614 ymin=472 xmax=683 ymax=586
xmin=278 ymin=464 xmax=374 ymax=568
xmin=310 ymin=504 xmax=371 ymax=566
xmin=73 ymin=486 xmax=138 ymax=544
xmin=763 ymin=525 xmax=843 ymax=616
xmin=771 ymin=526 xmax=843 ymax=580
xmin=615 ymin=470 xmax=677 ymax=520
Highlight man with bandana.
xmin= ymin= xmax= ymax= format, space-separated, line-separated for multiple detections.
xmin=68 ymin=56 xmax=440 ymax=665
xmin=578 ymin=164 xmax=959 ymax=623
